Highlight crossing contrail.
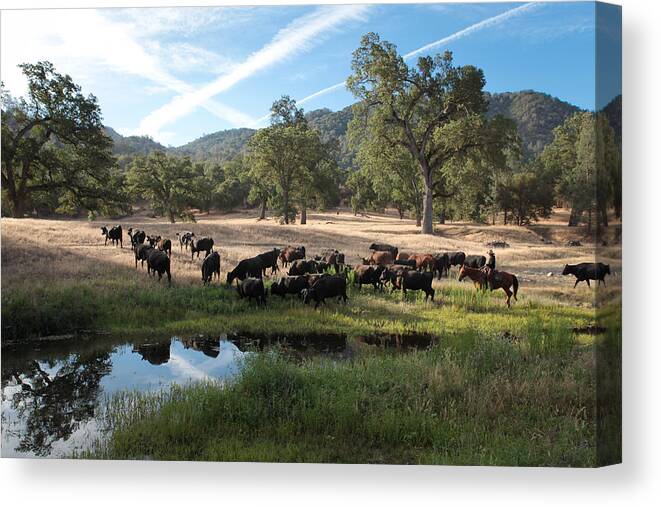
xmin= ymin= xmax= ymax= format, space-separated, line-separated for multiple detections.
xmin=252 ymin=2 xmax=540 ymax=126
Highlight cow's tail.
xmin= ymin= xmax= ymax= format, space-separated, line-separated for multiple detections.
xmin=512 ymin=275 xmax=519 ymax=301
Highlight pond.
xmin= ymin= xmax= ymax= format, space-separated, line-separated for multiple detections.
xmin=1 ymin=331 xmax=436 ymax=458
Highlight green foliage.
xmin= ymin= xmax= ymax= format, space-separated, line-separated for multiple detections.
xmin=541 ymin=111 xmax=620 ymax=229
xmin=486 ymin=90 xmax=581 ymax=158
xmin=125 ymin=151 xmax=204 ymax=223
xmin=1 ymin=62 xmax=127 ymax=217
xmin=347 ymin=33 xmax=515 ymax=233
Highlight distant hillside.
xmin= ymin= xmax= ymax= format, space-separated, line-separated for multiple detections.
xmin=485 ymin=91 xmax=581 ymax=157
xmin=174 ymin=128 xmax=256 ymax=163
xmin=104 ymin=90 xmax=582 ymax=168
xmin=104 ymin=126 xmax=166 ymax=157
xmin=601 ymin=94 xmax=622 ymax=147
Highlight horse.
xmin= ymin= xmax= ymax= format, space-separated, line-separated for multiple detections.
xmin=458 ymin=265 xmax=519 ymax=308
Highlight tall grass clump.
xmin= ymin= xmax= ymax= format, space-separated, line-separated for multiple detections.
xmin=92 ymin=335 xmax=597 ymax=466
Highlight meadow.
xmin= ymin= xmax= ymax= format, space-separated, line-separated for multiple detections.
xmin=1 ymin=208 xmax=621 ymax=465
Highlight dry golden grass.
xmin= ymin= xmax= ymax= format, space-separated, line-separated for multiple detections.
xmin=1 ymin=207 xmax=621 ymax=304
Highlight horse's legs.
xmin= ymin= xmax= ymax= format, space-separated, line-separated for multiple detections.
xmin=504 ymin=287 xmax=512 ymax=307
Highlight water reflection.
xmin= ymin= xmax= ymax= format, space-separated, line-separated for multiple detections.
xmin=1 ymin=336 xmax=247 ymax=458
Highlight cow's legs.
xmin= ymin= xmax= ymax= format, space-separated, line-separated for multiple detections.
xmin=573 ymin=279 xmax=579 ymax=288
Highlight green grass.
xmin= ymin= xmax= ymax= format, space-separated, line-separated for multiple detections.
xmin=2 ymin=276 xmax=595 ymax=343
xmin=89 ymin=332 xmax=598 ymax=466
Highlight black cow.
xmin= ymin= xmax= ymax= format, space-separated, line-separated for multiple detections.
xmin=134 ymin=244 xmax=154 ymax=269
xmin=562 ymin=262 xmax=611 ymax=288
xmin=302 ymin=275 xmax=348 ymax=309
xmin=147 ymin=249 xmax=171 ymax=283
xmin=227 ymin=257 xmax=264 ymax=285
xmin=464 ymin=255 xmax=486 ymax=269
xmin=101 ymin=225 xmax=123 ymax=247
xmin=257 ymin=248 xmax=281 ymax=276
xmin=394 ymin=258 xmax=417 ymax=268
xmin=288 ymin=259 xmax=321 ymax=276
xmin=305 ymin=273 xmax=330 ymax=286
xmin=202 ymin=252 xmax=221 ymax=285
xmin=237 ymin=278 xmax=266 ymax=305
xmin=270 ymin=275 xmax=309 ymax=298
xmin=191 ymin=237 xmax=214 ymax=260
xmin=446 ymin=251 xmax=466 ymax=267
xmin=369 ymin=242 xmax=398 ymax=258
xmin=127 ymin=228 xmax=146 ymax=248
xmin=354 ymin=265 xmax=384 ymax=291
xmin=432 ymin=253 xmax=450 ymax=279
xmin=146 ymin=234 xmax=159 ymax=247
xmin=380 ymin=264 xmax=415 ymax=291
xmin=400 ymin=271 xmax=435 ymax=301
xmin=176 ymin=231 xmax=195 ymax=251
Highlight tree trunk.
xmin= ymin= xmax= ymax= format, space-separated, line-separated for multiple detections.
xmin=300 ymin=206 xmax=307 ymax=225
xmin=421 ymin=183 xmax=434 ymax=234
xmin=601 ymin=205 xmax=609 ymax=228
xmin=415 ymin=208 xmax=421 ymax=227
xmin=397 ymin=207 xmax=404 ymax=220
xmin=259 ymin=198 xmax=267 ymax=220
xmin=9 ymin=192 xmax=26 ymax=218
xmin=503 ymin=210 xmax=508 ymax=225
xmin=283 ymin=188 xmax=290 ymax=224
xmin=168 ymin=210 xmax=176 ymax=223
xmin=568 ymin=207 xmax=580 ymax=227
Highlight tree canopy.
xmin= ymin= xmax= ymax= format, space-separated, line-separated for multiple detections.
xmin=1 ymin=62 xmax=125 ymax=217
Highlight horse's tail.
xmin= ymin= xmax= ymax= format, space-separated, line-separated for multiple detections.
xmin=512 ymin=275 xmax=519 ymax=301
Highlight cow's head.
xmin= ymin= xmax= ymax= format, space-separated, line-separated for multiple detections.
xmin=100 ymin=226 xmax=108 ymax=235
xmin=226 ymin=271 xmax=236 ymax=286
xmin=458 ymin=265 xmax=467 ymax=282
xmin=605 ymin=265 xmax=611 ymax=275
xmin=562 ymin=264 xmax=570 ymax=275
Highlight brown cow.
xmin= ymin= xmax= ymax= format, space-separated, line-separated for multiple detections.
xmin=362 ymin=251 xmax=395 ymax=266
xmin=279 ymin=245 xmax=306 ymax=267
xmin=409 ymin=253 xmax=435 ymax=271
xmin=396 ymin=252 xmax=410 ymax=261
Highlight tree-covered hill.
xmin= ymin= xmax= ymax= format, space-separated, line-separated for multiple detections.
xmin=173 ymin=128 xmax=256 ymax=163
xmin=601 ymin=94 xmax=622 ymax=147
xmin=104 ymin=91 xmax=583 ymax=166
xmin=485 ymin=90 xmax=581 ymax=158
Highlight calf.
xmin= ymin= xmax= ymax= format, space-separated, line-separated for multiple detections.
xmin=257 ymin=248 xmax=281 ymax=276
xmin=380 ymin=264 xmax=415 ymax=291
xmin=279 ymin=245 xmax=306 ymax=267
xmin=147 ymin=249 xmax=171 ymax=283
xmin=227 ymin=256 xmax=264 ymax=285
xmin=191 ymin=237 xmax=214 ymax=260
xmin=176 ymin=231 xmax=195 ymax=251
xmin=464 ymin=255 xmax=486 ymax=269
xmin=101 ymin=225 xmax=123 ymax=247
xmin=363 ymin=251 xmax=395 ymax=266
xmin=270 ymin=275 xmax=309 ymax=298
xmin=157 ymin=238 xmax=172 ymax=257
xmin=369 ymin=243 xmax=398 ymax=257
xmin=400 ymin=270 xmax=435 ymax=301
xmin=127 ymin=228 xmax=146 ymax=248
xmin=354 ymin=265 xmax=384 ymax=291
xmin=315 ymin=249 xmax=345 ymax=271
xmin=562 ymin=262 xmax=611 ymax=288
xmin=237 ymin=278 xmax=267 ymax=305
xmin=201 ymin=251 xmax=221 ymax=285
xmin=134 ymin=244 xmax=154 ymax=269
xmin=302 ymin=275 xmax=348 ymax=309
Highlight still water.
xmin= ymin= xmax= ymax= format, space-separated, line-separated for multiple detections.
xmin=1 ymin=331 xmax=433 ymax=458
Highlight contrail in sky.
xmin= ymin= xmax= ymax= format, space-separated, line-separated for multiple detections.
xmin=252 ymin=2 xmax=540 ymax=126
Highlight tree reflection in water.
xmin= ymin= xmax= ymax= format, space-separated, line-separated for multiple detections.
xmin=2 ymin=352 xmax=111 ymax=456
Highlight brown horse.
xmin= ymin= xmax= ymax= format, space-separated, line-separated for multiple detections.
xmin=458 ymin=265 xmax=519 ymax=308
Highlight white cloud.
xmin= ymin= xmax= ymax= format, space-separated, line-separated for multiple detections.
xmin=135 ymin=4 xmax=371 ymax=139
xmin=0 ymin=8 xmax=254 ymax=141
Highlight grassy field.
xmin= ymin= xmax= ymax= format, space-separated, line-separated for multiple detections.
xmin=1 ymin=208 xmax=621 ymax=466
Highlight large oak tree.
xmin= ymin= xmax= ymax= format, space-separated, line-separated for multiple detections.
xmin=1 ymin=62 xmax=123 ymax=217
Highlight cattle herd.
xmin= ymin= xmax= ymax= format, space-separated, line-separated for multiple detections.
xmin=100 ymin=225 xmax=612 ymax=310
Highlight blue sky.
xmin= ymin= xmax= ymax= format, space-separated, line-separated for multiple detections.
xmin=1 ymin=2 xmax=621 ymax=147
